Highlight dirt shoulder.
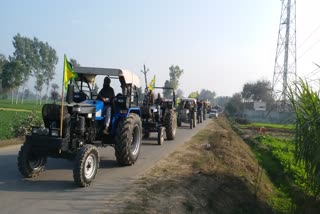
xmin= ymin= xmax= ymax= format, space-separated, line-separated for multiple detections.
xmin=117 ymin=116 xmax=274 ymax=214
xmin=0 ymin=137 xmax=23 ymax=148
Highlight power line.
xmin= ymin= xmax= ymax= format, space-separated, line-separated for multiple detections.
xmin=297 ymin=38 xmax=320 ymax=60
xmin=298 ymin=23 xmax=320 ymax=49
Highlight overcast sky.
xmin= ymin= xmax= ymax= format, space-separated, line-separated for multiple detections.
xmin=1 ymin=0 xmax=320 ymax=97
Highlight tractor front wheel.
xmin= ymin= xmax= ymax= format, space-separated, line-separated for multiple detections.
xmin=73 ymin=145 xmax=100 ymax=187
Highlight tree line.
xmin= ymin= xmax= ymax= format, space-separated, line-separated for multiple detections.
xmin=225 ymin=79 xmax=274 ymax=114
xmin=161 ymin=65 xmax=216 ymax=105
xmin=0 ymin=34 xmax=59 ymax=104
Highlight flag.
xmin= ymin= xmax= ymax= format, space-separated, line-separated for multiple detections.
xmin=63 ymin=55 xmax=78 ymax=90
xmin=188 ymin=91 xmax=198 ymax=98
xmin=148 ymin=75 xmax=156 ymax=90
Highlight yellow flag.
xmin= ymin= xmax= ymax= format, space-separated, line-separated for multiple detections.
xmin=148 ymin=75 xmax=155 ymax=90
xmin=64 ymin=55 xmax=78 ymax=90
xmin=189 ymin=91 xmax=198 ymax=98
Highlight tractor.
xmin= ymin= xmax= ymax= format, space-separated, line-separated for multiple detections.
xmin=177 ymin=98 xmax=197 ymax=129
xmin=140 ymin=87 xmax=177 ymax=145
xmin=17 ymin=67 xmax=142 ymax=187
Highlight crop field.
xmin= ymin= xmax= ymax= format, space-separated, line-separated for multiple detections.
xmin=0 ymin=110 xmax=30 ymax=140
xmin=0 ymin=99 xmax=43 ymax=140
xmin=234 ymin=120 xmax=320 ymax=213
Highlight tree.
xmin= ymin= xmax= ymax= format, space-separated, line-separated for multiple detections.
xmin=169 ymin=65 xmax=184 ymax=90
xmin=12 ymin=34 xmax=58 ymax=104
xmin=225 ymin=93 xmax=243 ymax=115
xmin=198 ymin=89 xmax=216 ymax=103
xmin=50 ymin=83 xmax=60 ymax=103
xmin=1 ymin=60 xmax=26 ymax=103
xmin=163 ymin=80 xmax=172 ymax=99
xmin=34 ymin=38 xmax=58 ymax=104
xmin=176 ymin=89 xmax=184 ymax=98
xmin=70 ymin=58 xmax=80 ymax=67
xmin=214 ymin=96 xmax=230 ymax=107
xmin=0 ymin=54 xmax=8 ymax=92
xmin=0 ymin=54 xmax=7 ymax=73
xmin=241 ymin=80 xmax=274 ymax=109
xmin=163 ymin=65 xmax=184 ymax=99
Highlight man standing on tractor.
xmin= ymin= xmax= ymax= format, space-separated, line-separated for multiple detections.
xmin=98 ymin=76 xmax=115 ymax=134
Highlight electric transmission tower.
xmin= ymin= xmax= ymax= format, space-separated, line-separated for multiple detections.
xmin=272 ymin=0 xmax=297 ymax=109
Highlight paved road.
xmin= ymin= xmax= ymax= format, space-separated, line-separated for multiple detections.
xmin=0 ymin=119 xmax=210 ymax=214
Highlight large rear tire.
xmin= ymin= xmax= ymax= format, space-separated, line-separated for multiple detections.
xmin=165 ymin=110 xmax=177 ymax=140
xmin=73 ymin=145 xmax=100 ymax=187
xmin=17 ymin=143 xmax=47 ymax=178
xmin=115 ymin=113 xmax=142 ymax=166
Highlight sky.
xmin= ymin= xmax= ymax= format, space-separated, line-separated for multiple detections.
xmin=1 ymin=0 xmax=320 ymax=97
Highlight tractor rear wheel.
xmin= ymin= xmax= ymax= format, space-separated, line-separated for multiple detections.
xmin=115 ymin=113 xmax=142 ymax=166
xmin=165 ymin=110 xmax=177 ymax=140
xmin=17 ymin=143 xmax=47 ymax=178
xmin=73 ymin=144 xmax=99 ymax=187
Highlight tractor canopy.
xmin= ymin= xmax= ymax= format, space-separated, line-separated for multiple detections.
xmin=73 ymin=67 xmax=141 ymax=88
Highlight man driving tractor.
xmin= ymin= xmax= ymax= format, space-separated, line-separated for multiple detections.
xmin=97 ymin=76 xmax=115 ymax=134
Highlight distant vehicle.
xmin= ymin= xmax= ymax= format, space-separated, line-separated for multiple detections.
xmin=209 ymin=109 xmax=218 ymax=118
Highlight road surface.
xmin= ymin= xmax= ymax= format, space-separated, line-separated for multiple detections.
xmin=0 ymin=120 xmax=210 ymax=214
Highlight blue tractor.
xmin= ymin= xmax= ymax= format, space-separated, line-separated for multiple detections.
xmin=17 ymin=67 xmax=142 ymax=187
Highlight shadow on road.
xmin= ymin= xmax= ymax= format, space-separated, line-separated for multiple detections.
xmin=0 ymin=153 xmax=124 ymax=192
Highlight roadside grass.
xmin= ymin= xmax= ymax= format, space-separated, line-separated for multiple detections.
xmin=233 ymin=120 xmax=320 ymax=213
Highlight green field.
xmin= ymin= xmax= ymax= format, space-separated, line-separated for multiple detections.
xmin=0 ymin=99 xmax=43 ymax=140
xmin=0 ymin=99 xmax=43 ymax=111
xmin=0 ymin=110 xmax=31 ymax=140
xmin=251 ymin=135 xmax=315 ymax=212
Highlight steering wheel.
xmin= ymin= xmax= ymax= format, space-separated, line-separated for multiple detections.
xmin=80 ymin=90 xmax=90 ymax=100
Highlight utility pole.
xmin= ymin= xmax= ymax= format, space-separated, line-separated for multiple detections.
xmin=141 ymin=64 xmax=149 ymax=89
xmin=272 ymin=0 xmax=297 ymax=110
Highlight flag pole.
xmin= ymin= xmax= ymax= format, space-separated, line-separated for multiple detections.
xmin=59 ymin=55 xmax=66 ymax=137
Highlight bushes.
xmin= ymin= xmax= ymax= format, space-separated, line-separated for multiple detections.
xmin=289 ymin=78 xmax=320 ymax=198
xmin=11 ymin=110 xmax=43 ymax=136
xmin=0 ymin=110 xmax=42 ymax=140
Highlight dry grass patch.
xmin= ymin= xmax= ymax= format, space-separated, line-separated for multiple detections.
xmin=122 ymin=117 xmax=275 ymax=214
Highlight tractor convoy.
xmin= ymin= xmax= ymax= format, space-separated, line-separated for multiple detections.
xmin=16 ymin=65 xmax=211 ymax=187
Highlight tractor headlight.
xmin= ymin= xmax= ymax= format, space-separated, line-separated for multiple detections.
xmin=73 ymin=105 xmax=81 ymax=112
xmin=50 ymin=128 xmax=59 ymax=137
xmin=31 ymin=126 xmax=40 ymax=135
xmin=87 ymin=113 xmax=92 ymax=118
xmin=32 ymin=127 xmax=49 ymax=136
